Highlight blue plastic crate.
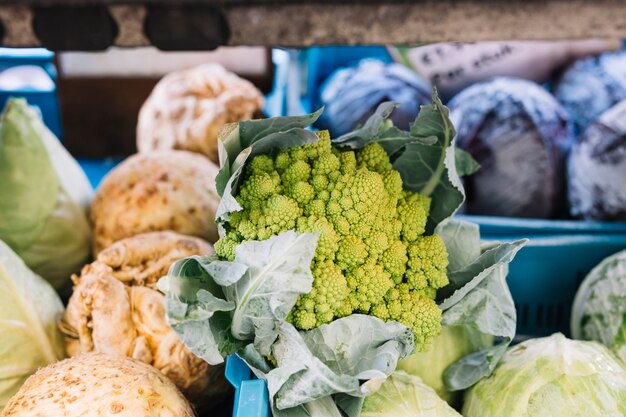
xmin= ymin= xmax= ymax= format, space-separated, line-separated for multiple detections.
xmin=297 ymin=46 xmax=392 ymax=114
xmin=458 ymin=214 xmax=626 ymax=236
xmin=482 ymin=233 xmax=626 ymax=336
xmin=226 ymin=355 xmax=270 ymax=417
xmin=0 ymin=48 xmax=62 ymax=138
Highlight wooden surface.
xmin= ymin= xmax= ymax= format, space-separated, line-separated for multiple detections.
xmin=0 ymin=1 xmax=625 ymax=49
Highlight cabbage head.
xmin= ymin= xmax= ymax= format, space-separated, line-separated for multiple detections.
xmin=0 ymin=239 xmax=65 ymax=410
xmin=0 ymin=98 xmax=93 ymax=295
xmin=397 ymin=325 xmax=492 ymax=405
xmin=361 ymin=371 xmax=461 ymax=417
xmin=571 ymin=249 xmax=626 ymax=362
xmin=463 ymin=333 xmax=626 ymax=417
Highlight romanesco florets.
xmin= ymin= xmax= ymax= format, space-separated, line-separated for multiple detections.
xmin=215 ymin=133 xmax=448 ymax=349
xmin=372 ymin=283 xmax=442 ymax=351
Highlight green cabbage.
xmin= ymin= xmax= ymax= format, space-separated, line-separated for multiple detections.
xmin=463 ymin=333 xmax=626 ymax=417
xmin=0 ymin=239 xmax=65 ymax=410
xmin=361 ymin=371 xmax=461 ymax=417
xmin=397 ymin=326 xmax=493 ymax=405
xmin=571 ymin=249 xmax=626 ymax=363
xmin=0 ymin=98 xmax=93 ymax=295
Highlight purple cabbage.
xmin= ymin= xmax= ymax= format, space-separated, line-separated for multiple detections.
xmin=449 ymin=77 xmax=573 ymax=218
xmin=554 ymin=51 xmax=626 ymax=135
xmin=568 ymin=99 xmax=626 ymax=220
xmin=317 ymin=59 xmax=431 ymax=136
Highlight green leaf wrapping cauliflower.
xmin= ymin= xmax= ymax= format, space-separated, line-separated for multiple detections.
xmin=215 ymin=131 xmax=448 ymax=351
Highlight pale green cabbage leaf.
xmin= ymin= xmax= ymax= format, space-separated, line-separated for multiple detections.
xmin=435 ymin=219 xmax=527 ymax=392
xmin=571 ymin=249 xmax=626 ymax=363
xmin=0 ymin=98 xmax=92 ymax=295
xmin=0 ymin=239 xmax=65 ymax=410
xmin=463 ymin=333 xmax=626 ymax=417
xmin=361 ymin=371 xmax=461 ymax=417
xmin=397 ymin=326 xmax=492 ymax=405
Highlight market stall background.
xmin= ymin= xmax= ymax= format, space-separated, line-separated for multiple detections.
xmin=0 ymin=2 xmax=625 ymax=417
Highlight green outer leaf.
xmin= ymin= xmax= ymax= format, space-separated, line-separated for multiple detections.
xmin=332 ymin=102 xmax=399 ymax=150
xmin=159 ymin=256 xmax=241 ymax=365
xmin=361 ymin=371 xmax=462 ymax=417
xmin=239 ymin=109 xmax=324 ymax=148
xmin=224 ymin=231 xmax=319 ymax=355
xmin=435 ymin=219 xmax=481 ymax=273
xmin=454 ymin=147 xmax=480 ymax=177
xmin=0 ymin=98 xmax=92 ymax=295
xmin=161 ymin=231 xmax=319 ymax=362
xmin=462 ymin=334 xmax=626 ymax=417
xmin=216 ymin=110 xmax=323 ymax=196
xmin=0 ymin=100 xmax=59 ymax=250
xmin=0 ymin=240 xmax=65 ymax=409
xmin=434 ymin=219 xmax=527 ymax=391
xmin=238 ymin=316 xmax=414 ymax=412
xmin=614 ymin=314 xmax=626 ymax=362
xmin=332 ymin=102 xmax=436 ymax=156
xmin=438 ymin=239 xmax=527 ymax=306
xmin=570 ymin=249 xmax=626 ymax=363
xmin=393 ymin=93 xmax=463 ymax=231
xmin=396 ymin=325 xmax=493 ymax=405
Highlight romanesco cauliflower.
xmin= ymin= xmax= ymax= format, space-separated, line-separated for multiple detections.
xmin=216 ymin=134 xmax=449 ymax=350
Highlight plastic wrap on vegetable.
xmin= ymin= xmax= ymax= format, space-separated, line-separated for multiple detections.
xmin=61 ymin=231 xmax=230 ymax=410
xmin=137 ymin=63 xmax=264 ymax=163
xmin=555 ymin=51 xmax=626 ymax=135
xmin=463 ymin=333 xmax=626 ymax=417
xmin=0 ymin=240 xmax=65 ymax=411
xmin=568 ymin=99 xmax=626 ymax=220
xmin=317 ymin=59 xmax=431 ymax=136
xmin=571 ymin=249 xmax=626 ymax=362
xmin=449 ymin=77 xmax=572 ymax=218
xmin=0 ymin=98 xmax=93 ymax=296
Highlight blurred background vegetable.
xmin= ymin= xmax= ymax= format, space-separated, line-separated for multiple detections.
xmin=555 ymin=51 xmax=626 ymax=135
xmin=361 ymin=371 xmax=461 ymax=417
xmin=571 ymin=249 xmax=626 ymax=362
xmin=568 ymin=99 xmax=626 ymax=220
xmin=463 ymin=333 xmax=626 ymax=417
xmin=137 ymin=63 xmax=264 ymax=163
xmin=0 ymin=98 xmax=92 ymax=295
xmin=61 ymin=231 xmax=230 ymax=411
xmin=0 ymin=240 xmax=65 ymax=411
xmin=90 ymin=150 xmax=221 ymax=254
xmin=316 ymin=59 xmax=431 ymax=136
xmin=1 ymin=353 xmax=195 ymax=417
xmin=449 ymin=77 xmax=572 ymax=218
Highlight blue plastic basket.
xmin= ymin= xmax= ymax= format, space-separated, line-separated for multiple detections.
xmin=297 ymin=46 xmax=392 ymax=115
xmin=0 ymin=48 xmax=62 ymax=138
xmin=226 ymin=355 xmax=270 ymax=417
xmin=458 ymin=214 xmax=626 ymax=236
xmin=485 ymin=233 xmax=626 ymax=336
